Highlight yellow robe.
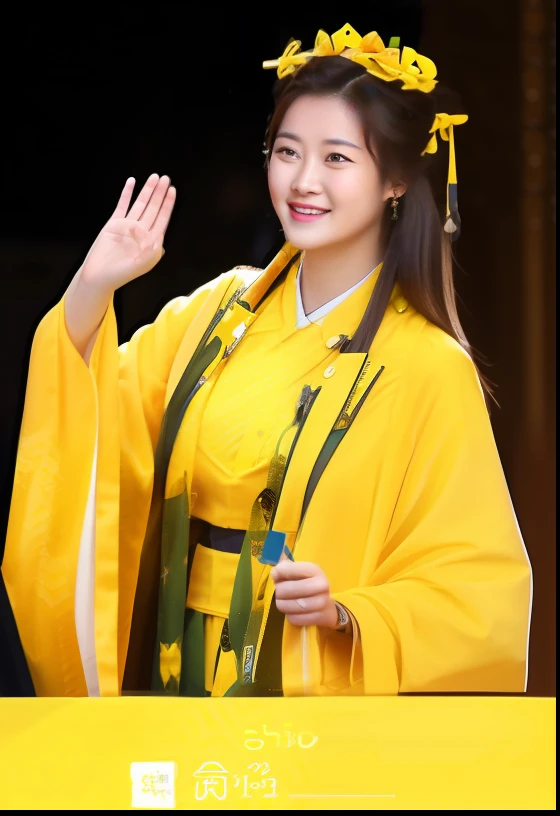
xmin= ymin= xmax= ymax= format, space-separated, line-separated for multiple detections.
xmin=2 ymin=243 xmax=532 ymax=697
xmin=188 ymin=258 xmax=385 ymax=695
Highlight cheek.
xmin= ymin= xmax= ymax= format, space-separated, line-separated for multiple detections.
xmin=334 ymin=169 xmax=387 ymax=216
xmin=268 ymin=160 xmax=289 ymax=207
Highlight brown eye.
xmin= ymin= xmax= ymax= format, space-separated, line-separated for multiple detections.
xmin=327 ymin=153 xmax=350 ymax=163
xmin=276 ymin=147 xmax=297 ymax=158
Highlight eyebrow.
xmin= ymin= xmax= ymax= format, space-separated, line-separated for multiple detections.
xmin=276 ymin=131 xmax=362 ymax=150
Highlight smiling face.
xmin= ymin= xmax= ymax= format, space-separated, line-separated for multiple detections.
xmin=268 ymin=94 xmax=395 ymax=253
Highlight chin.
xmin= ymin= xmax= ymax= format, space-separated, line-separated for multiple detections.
xmin=281 ymin=225 xmax=337 ymax=252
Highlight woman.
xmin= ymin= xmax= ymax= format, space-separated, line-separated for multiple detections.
xmin=2 ymin=23 xmax=532 ymax=697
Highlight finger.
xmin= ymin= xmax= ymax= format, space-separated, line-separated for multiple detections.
xmin=271 ymin=561 xmax=322 ymax=583
xmin=111 ymin=177 xmax=136 ymax=219
xmin=139 ymin=175 xmax=171 ymax=231
xmin=273 ymin=575 xmax=329 ymax=601
xmin=275 ymin=595 xmax=327 ymax=615
xmin=150 ymin=185 xmax=177 ymax=239
xmin=283 ymin=612 xmax=332 ymax=627
xmin=127 ymin=173 xmax=160 ymax=221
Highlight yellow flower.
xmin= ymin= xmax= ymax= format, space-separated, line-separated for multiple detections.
xmin=314 ymin=23 xmax=363 ymax=55
xmin=263 ymin=22 xmax=438 ymax=94
xmin=349 ymin=37 xmax=437 ymax=93
xmin=159 ymin=639 xmax=182 ymax=686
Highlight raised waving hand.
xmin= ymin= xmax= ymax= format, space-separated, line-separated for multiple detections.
xmin=65 ymin=174 xmax=176 ymax=362
xmin=80 ymin=174 xmax=176 ymax=291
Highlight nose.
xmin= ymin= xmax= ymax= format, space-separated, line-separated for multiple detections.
xmin=291 ymin=158 xmax=323 ymax=196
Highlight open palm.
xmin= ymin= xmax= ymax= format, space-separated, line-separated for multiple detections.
xmin=81 ymin=174 xmax=176 ymax=291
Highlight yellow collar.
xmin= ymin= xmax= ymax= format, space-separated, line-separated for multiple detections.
xmin=243 ymin=242 xmax=408 ymax=343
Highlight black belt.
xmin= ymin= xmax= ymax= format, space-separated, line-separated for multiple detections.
xmin=199 ymin=524 xmax=245 ymax=555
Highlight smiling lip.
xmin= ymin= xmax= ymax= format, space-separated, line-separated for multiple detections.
xmin=288 ymin=202 xmax=331 ymax=223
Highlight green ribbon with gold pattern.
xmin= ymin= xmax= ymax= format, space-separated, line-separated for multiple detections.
xmin=224 ymin=385 xmax=320 ymax=696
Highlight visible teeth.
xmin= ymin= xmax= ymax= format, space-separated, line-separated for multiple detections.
xmin=292 ymin=207 xmax=328 ymax=215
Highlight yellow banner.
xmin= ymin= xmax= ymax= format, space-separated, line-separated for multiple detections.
xmin=0 ymin=697 xmax=555 ymax=810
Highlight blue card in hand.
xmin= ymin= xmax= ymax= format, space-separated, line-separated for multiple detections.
xmin=258 ymin=530 xmax=294 ymax=565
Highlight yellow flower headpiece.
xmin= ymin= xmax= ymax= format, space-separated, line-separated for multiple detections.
xmin=263 ymin=23 xmax=468 ymax=237
xmin=263 ymin=22 xmax=437 ymax=93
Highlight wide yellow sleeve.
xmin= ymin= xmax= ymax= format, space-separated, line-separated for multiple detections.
xmin=1 ymin=278 xmax=219 ymax=697
xmin=329 ymin=331 xmax=532 ymax=694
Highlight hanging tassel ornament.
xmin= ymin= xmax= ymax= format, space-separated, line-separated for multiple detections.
xmin=391 ymin=195 xmax=400 ymax=221
xmin=443 ymin=121 xmax=460 ymax=236
xmin=422 ymin=113 xmax=468 ymax=240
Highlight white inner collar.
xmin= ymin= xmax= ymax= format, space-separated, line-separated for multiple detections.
xmin=295 ymin=261 xmax=376 ymax=329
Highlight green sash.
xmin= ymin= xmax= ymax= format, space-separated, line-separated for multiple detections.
xmin=123 ymin=279 xmax=251 ymax=693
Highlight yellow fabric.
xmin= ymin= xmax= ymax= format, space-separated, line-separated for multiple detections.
xmin=185 ymin=544 xmax=239 ymax=694
xmin=186 ymin=260 xmax=381 ymax=693
xmin=190 ymin=260 xmax=380 ymax=529
xmin=187 ymin=544 xmax=239 ymax=619
xmin=2 ymin=242 xmax=532 ymax=697
xmin=263 ymin=22 xmax=438 ymax=93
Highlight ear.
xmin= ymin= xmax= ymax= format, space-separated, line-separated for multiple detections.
xmin=383 ymin=182 xmax=407 ymax=201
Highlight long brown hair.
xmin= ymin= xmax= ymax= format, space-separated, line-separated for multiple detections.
xmin=264 ymin=55 xmax=493 ymax=401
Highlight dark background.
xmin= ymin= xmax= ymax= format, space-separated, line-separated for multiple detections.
xmin=0 ymin=2 xmax=555 ymax=694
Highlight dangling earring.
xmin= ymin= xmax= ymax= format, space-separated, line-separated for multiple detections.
xmin=391 ymin=194 xmax=400 ymax=221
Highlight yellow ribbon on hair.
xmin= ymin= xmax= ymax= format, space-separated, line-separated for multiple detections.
xmin=263 ymin=23 xmax=438 ymax=93
xmin=423 ymin=113 xmax=468 ymax=229
xmin=263 ymin=38 xmax=308 ymax=79
xmin=348 ymin=33 xmax=437 ymax=93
